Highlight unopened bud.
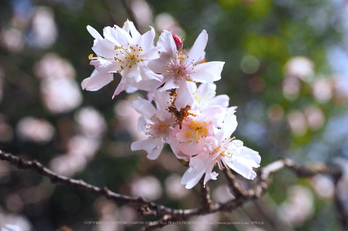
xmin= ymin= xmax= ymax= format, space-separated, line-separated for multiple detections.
xmin=172 ymin=34 xmax=183 ymax=49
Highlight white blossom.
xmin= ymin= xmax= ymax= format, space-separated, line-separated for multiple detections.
xmin=149 ymin=30 xmax=224 ymax=109
xmin=82 ymin=20 xmax=163 ymax=96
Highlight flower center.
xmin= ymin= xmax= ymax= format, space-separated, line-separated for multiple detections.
xmin=146 ymin=116 xmax=170 ymax=139
xmin=210 ymin=138 xmax=234 ymax=157
xmin=165 ymin=52 xmax=195 ymax=82
xmin=114 ymin=44 xmax=144 ymax=69
xmin=185 ymin=120 xmax=211 ymax=143
xmin=210 ymin=139 xmax=234 ymax=170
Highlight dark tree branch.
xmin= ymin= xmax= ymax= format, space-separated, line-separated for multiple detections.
xmin=0 ymin=150 xmax=346 ymax=231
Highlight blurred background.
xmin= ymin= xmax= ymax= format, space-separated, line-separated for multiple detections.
xmin=1 ymin=0 xmax=348 ymax=230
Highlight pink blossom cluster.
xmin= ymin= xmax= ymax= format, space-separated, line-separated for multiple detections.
xmin=82 ymin=20 xmax=261 ymax=189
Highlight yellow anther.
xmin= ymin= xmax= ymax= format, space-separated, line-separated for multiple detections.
xmin=88 ymin=54 xmax=98 ymax=60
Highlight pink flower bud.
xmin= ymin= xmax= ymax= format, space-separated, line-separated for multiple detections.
xmin=172 ymin=34 xmax=183 ymax=49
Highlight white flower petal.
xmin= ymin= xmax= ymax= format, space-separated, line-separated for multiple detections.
xmin=87 ymin=25 xmax=103 ymax=40
xmin=113 ymin=79 xmax=127 ymax=98
xmin=137 ymin=116 xmax=147 ymax=134
xmin=181 ymin=166 xmax=205 ymax=189
xmin=226 ymin=158 xmax=258 ymax=180
xmin=131 ymin=138 xmax=163 ymax=160
xmin=159 ymin=78 xmax=179 ymax=92
xmin=81 ymin=70 xmax=113 ymax=91
xmin=139 ymin=65 xmax=163 ymax=82
xmin=92 ymin=38 xmax=117 ymax=58
xmin=141 ymin=27 xmax=156 ymax=53
xmin=175 ymin=82 xmax=194 ymax=109
xmin=129 ymin=97 xmax=157 ymax=120
xmin=203 ymin=162 xmax=218 ymax=186
xmin=148 ymin=57 xmax=171 ymax=73
xmin=197 ymin=82 xmax=216 ymax=98
xmin=221 ymin=107 xmax=237 ymax=138
xmin=187 ymin=30 xmax=208 ymax=64
xmin=187 ymin=81 xmax=197 ymax=94
xmin=233 ymin=145 xmax=261 ymax=166
xmin=131 ymin=137 xmax=164 ymax=160
xmin=157 ymin=30 xmax=176 ymax=56
xmin=127 ymin=20 xmax=141 ymax=43
xmin=211 ymin=95 xmax=230 ymax=108
xmin=191 ymin=61 xmax=225 ymax=82
xmin=103 ymin=26 xmax=131 ymax=46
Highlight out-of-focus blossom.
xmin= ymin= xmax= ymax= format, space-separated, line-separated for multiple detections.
xmin=278 ymin=185 xmax=314 ymax=225
xmin=285 ymin=56 xmax=314 ymax=81
xmin=67 ymin=136 xmax=100 ymax=159
xmin=16 ymin=117 xmax=55 ymax=143
xmin=118 ymin=205 xmax=138 ymax=226
xmin=29 ymin=6 xmax=57 ymax=48
xmin=310 ymin=175 xmax=334 ymax=199
xmin=131 ymin=176 xmax=162 ymax=200
xmin=129 ymin=0 xmax=153 ymax=28
xmin=304 ymin=105 xmax=325 ymax=131
xmin=312 ymin=78 xmax=332 ymax=102
xmin=240 ymin=55 xmax=260 ymax=74
xmin=0 ymin=28 xmax=24 ymax=52
xmin=212 ymin=184 xmax=235 ymax=203
xmin=34 ymin=53 xmax=81 ymax=114
xmin=0 ymin=207 xmax=31 ymax=231
xmin=0 ymin=66 xmax=3 ymax=103
xmin=287 ymin=110 xmax=307 ymax=136
xmin=267 ymin=104 xmax=284 ymax=123
xmin=189 ymin=213 xmax=219 ymax=231
xmin=114 ymin=94 xmax=147 ymax=141
xmin=49 ymin=154 xmax=87 ymax=177
xmin=331 ymin=75 xmax=348 ymax=104
xmin=0 ymin=114 xmax=14 ymax=142
xmin=94 ymin=200 xmax=118 ymax=231
xmin=1 ymin=224 xmax=23 ymax=231
xmin=75 ymin=107 xmax=106 ymax=139
xmin=0 ymin=161 xmax=11 ymax=183
xmin=34 ymin=53 xmax=75 ymax=80
xmin=50 ymin=136 xmax=100 ymax=176
xmin=154 ymin=13 xmax=185 ymax=37
xmin=282 ymin=76 xmax=300 ymax=100
xmin=165 ymin=174 xmax=189 ymax=200
xmin=5 ymin=193 xmax=23 ymax=213
xmin=41 ymin=78 xmax=82 ymax=114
